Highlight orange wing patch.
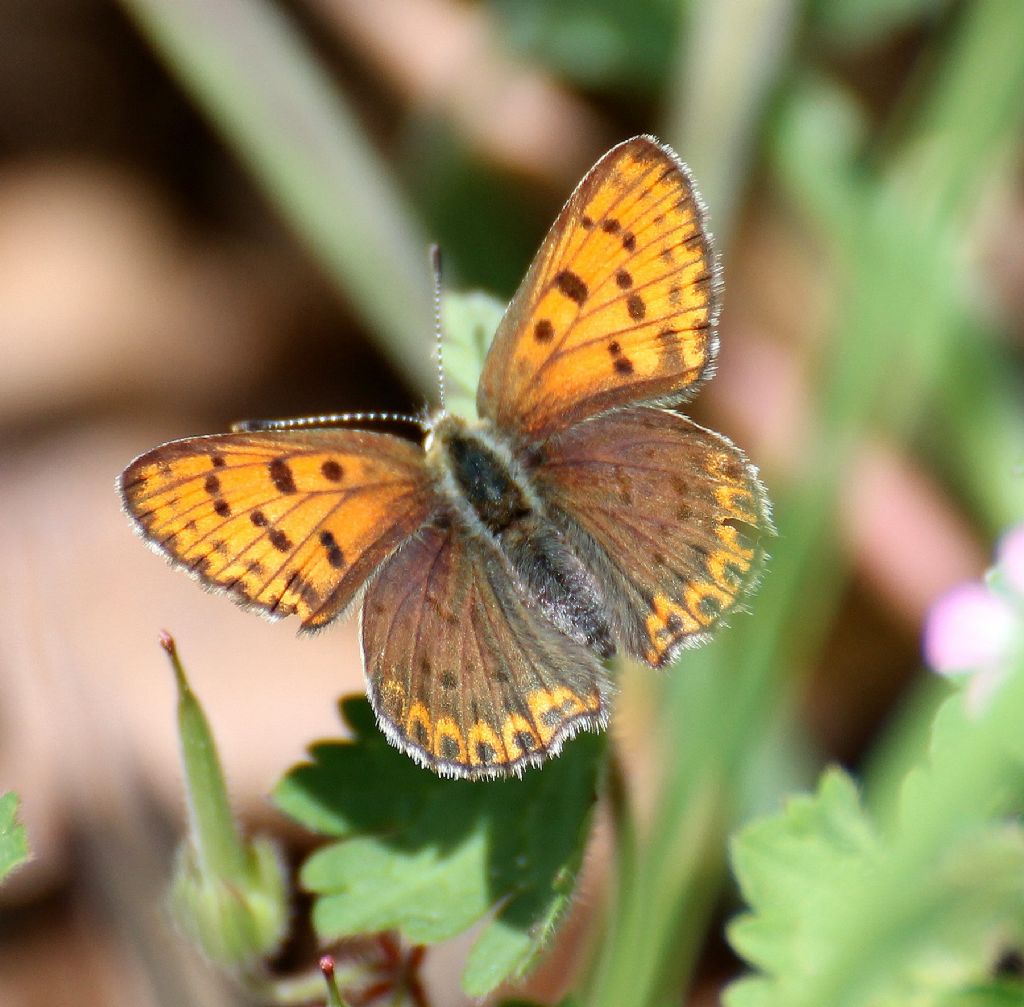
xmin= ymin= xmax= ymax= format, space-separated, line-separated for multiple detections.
xmin=478 ymin=135 xmax=718 ymax=437
xmin=120 ymin=429 xmax=434 ymax=628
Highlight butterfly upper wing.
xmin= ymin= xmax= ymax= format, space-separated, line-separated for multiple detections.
xmin=120 ymin=429 xmax=435 ymax=629
xmin=477 ymin=135 xmax=718 ymax=438
xmin=361 ymin=518 xmax=611 ymax=778
xmin=528 ymin=407 xmax=772 ymax=667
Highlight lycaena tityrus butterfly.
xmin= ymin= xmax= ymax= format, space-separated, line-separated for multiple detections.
xmin=120 ymin=136 xmax=773 ymax=778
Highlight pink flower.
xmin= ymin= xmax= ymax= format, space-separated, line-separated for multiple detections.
xmin=923 ymin=582 xmax=1017 ymax=675
xmin=923 ymin=523 xmax=1024 ymax=711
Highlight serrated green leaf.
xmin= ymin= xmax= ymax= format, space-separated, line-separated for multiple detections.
xmin=727 ymin=767 xmax=878 ymax=984
xmin=726 ymin=661 xmax=1024 ymax=1007
xmin=275 ymin=697 xmax=604 ymax=996
xmin=0 ymin=793 xmax=29 ymax=882
xmin=441 ymin=290 xmax=505 ymax=420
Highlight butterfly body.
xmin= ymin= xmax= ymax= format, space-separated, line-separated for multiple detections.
xmin=121 ymin=136 xmax=773 ymax=778
xmin=428 ymin=414 xmax=616 ymax=658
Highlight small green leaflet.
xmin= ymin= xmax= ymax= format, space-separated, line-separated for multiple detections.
xmin=440 ymin=290 xmax=505 ymax=420
xmin=0 ymin=793 xmax=29 ymax=883
xmin=726 ymin=768 xmax=879 ymax=1007
xmin=274 ymin=697 xmax=604 ymax=997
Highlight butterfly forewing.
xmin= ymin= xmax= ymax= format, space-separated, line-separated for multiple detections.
xmin=478 ymin=135 xmax=718 ymax=438
xmin=361 ymin=520 xmax=611 ymax=778
xmin=529 ymin=407 xmax=772 ymax=667
xmin=120 ymin=430 xmax=435 ymax=628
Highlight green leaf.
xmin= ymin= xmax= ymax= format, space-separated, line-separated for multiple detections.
xmin=727 ymin=767 xmax=879 ymax=993
xmin=0 ymin=793 xmax=29 ymax=883
xmin=274 ymin=697 xmax=604 ymax=997
xmin=726 ymin=672 xmax=1024 ymax=1007
xmin=441 ymin=290 xmax=505 ymax=421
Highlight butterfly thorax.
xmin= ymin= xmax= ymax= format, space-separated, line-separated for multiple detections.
xmin=427 ymin=415 xmax=615 ymax=659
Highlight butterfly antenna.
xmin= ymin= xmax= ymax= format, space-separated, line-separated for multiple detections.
xmin=232 ymin=412 xmax=424 ymax=433
xmin=430 ymin=243 xmax=447 ymax=415
xmin=232 ymin=249 xmax=449 ymax=435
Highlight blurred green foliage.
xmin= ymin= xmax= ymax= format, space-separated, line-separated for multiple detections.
xmin=489 ymin=0 xmax=677 ymax=94
xmin=0 ymin=793 xmax=29 ymax=885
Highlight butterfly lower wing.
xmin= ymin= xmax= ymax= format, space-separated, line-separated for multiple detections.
xmin=530 ymin=407 xmax=773 ymax=667
xmin=477 ymin=135 xmax=718 ymax=438
xmin=120 ymin=430 xmax=435 ymax=628
xmin=361 ymin=519 xmax=611 ymax=778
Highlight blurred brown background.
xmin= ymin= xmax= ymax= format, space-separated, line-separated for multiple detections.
xmin=1 ymin=1 xmax=1021 ymax=1005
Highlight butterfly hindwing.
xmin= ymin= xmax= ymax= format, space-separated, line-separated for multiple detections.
xmin=528 ymin=407 xmax=772 ymax=667
xmin=120 ymin=429 xmax=435 ymax=628
xmin=361 ymin=519 xmax=611 ymax=778
xmin=477 ymin=135 xmax=718 ymax=438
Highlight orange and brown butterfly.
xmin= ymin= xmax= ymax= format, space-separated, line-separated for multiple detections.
xmin=119 ymin=136 xmax=773 ymax=779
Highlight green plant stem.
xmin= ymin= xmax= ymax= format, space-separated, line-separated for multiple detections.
xmin=583 ymin=2 xmax=1024 ymax=1004
xmin=164 ymin=636 xmax=249 ymax=883
xmin=605 ymin=747 xmax=638 ymax=895
xmin=118 ymin=0 xmax=435 ymax=393
xmin=666 ymin=0 xmax=799 ymax=246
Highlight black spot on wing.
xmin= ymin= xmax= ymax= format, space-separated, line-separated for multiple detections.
xmin=320 ymin=529 xmax=346 ymax=568
xmin=321 ymin=459 xmax=343 ymax=482
xmin=268 ymin=458 xmax=297 ymax=494
xmin=555 ymin=270 xmax=588 ymax=305
xmin=269 ymin=528 xmax=292 ymax=552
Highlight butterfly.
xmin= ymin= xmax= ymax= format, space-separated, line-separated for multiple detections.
xmin=120 ymin=136 xmax=772 ymax=779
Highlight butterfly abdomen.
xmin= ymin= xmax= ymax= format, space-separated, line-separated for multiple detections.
xmin=433 ymin=419 xmax=615 ymax=660
xmin=501 ymin=521 xmax=615 ymax=659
